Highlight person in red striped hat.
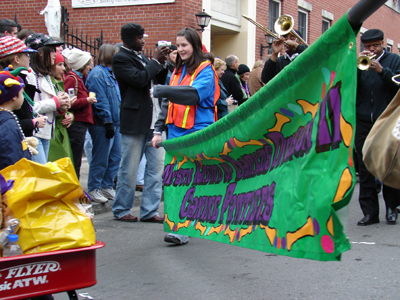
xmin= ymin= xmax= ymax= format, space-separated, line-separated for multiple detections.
xmin=0 ymin=36 xmax=47 ymax=138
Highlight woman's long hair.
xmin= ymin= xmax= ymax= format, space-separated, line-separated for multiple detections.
xmin=30 ymin=46 xmax=54 ymax=76
xmin=175 ymin=28 xmax=204 ymax=75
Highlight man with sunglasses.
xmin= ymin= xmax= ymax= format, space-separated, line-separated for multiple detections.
xmin=356 ymin=29 xmax=400 ymax=226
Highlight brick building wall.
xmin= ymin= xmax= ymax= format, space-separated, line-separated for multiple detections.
xmin=1 ymin=0 xmax=399 ymax=60
xmin=1 ymin=0 xmax=202 ymax=53
xmin=255 ymin=0 xmax=400 ymax=60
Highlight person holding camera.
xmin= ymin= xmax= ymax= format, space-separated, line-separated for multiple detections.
xmin=111 ymin=23 xmax=168 ymax=222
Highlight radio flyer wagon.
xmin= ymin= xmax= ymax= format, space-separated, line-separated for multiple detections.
xmin=0 ymin=241 xmax=105 ymax=300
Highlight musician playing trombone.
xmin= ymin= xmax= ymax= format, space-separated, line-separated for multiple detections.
xmin=261 ymin=30 xmax=307 ymax=85
xmin=356 ymin=29 xmax=400 ymax=226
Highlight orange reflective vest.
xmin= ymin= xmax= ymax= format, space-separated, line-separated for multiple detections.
xmin=166 ymin=61 xmax=220 ymax=129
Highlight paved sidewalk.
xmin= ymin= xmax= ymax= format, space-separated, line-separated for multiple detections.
xmin=79 ymin=156 xmax=145 ymax=215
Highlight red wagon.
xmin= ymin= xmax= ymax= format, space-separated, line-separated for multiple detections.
xmin=0 ymin=241 xmax=105 ymax=300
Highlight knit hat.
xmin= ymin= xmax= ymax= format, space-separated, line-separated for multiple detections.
xmin=361 ymin=29 xmax=384 ymax=42
xmin=237 ymin=64 xmax=250 ymax=75
xmin=121 ymin=23 xmax=145 ymax=49
xmin=0 ymin=68 xmax=27 ymax=104
xmin=64 ymin=48 xmax=91 ymax=71
xmin=55 ymin=52 xmax=64 ymax=65
xmin=24 ymin=33 xmax=64 ymax=50
xmin=0 ymin=36 xmax=37 ymax=59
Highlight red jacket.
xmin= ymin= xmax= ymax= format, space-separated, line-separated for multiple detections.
xmin=64 ymin=71 xmax=94 ymax=124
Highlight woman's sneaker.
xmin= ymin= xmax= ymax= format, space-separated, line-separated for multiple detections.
xmin=101 ymin=188 xmax=115 ymax=200
xmin=164 ymin=233 xmax=189 ymax=245
xmin=88 ymin=189 xmax=108 ymax=203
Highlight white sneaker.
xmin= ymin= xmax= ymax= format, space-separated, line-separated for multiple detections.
xmin=88 ymin=189 xmax=108 ymax=203
xmin=101 ymin=188 xmax=115 ymax=200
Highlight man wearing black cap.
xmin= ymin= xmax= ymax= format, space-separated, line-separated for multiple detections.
xmin=111 ymin=23 xmax=169 ymax=223
xmin=356 ymin=28 xmax=400 ymax=226
xmin=261 ymin=30 xmax=307 ymax=85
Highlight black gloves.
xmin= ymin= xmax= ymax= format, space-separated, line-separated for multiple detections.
xmin=104 ymin=123 xmax=115 ymax=139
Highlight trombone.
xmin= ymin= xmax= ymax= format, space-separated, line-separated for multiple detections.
xmin=242 ymin=15 xmax=290 ymax=47
xmin=274 ymin=15 xmax=309 ymax=46
xmin=357 ymin=54 xmax=376 ymax=70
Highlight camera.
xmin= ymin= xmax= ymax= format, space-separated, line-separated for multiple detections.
xmin=67 ymin=88 xmax=75 ymax=98
xmin=232 ymin=100 xmax=238 ymax=105
xmin=156 ymin=40 xmax=171 ymax=48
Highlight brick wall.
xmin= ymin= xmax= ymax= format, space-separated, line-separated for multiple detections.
xmin=255 ymin=0 xmax=400 ymax=60
xmin=2 ymin=0 xmax=202 ymax=53
xmin=2 ymin=0 xmax=400 ymax=59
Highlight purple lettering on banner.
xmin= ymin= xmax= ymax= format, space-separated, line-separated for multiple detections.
xmin=244 ymin=191 xmax=256 ymax=224
xmin=255 ymin=185 xmax=269 ymax=223
xmin=261 ymin=181 xmax=276 ymax=225
xmin=211 ymin=196 xmax=222 ymax=222
xmin=199 ymin=196 xmax=210 ymax=221
xmin=187 ymin=195 xmax=198 ymax=219
xmin=226 ymin=194 xmax=237 ymax=224
xmin=267 ymin=132 xmax=285 ymax=170
xmin=239 ymin=193 xmax=252 ymax=224
xmin=247 ymin=188 xmax=262 ymax=224
xmin=294 ymin=126 xmax=305 ymax=155
xmin=316 ymin=81 xmax=343 ymax=153
xmin=206 ymin=196 xmax=216 ymax=220
xmin=233 ymin=193 xmax=246 ymax=224
xmin=163 ymin=164 xmax=175 ymax=186
xmin=219 ymin=183 xmax=237 ymax=223
xmin=195 ymin=196 xmax=207 ymax=219
xmin=220 ymin=163 xmax=233 ymax=183
xmin=221 ymin=155 xmax=245 ymax=180
xmin=179 ymin=187 xmax=196 ymax=219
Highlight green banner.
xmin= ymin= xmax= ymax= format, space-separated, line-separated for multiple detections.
xmin=162 ymin=14 xmax=357 ymax=261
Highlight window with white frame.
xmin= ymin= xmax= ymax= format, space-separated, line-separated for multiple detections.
xmin=298 ymin=9 xmax=308 ymax=43
xmin=387 ymin=45 xmax=392 ymax=53
xmin=269 ymin=0 xmax=281 ymax=33
xmin=322 ymin=19 xmax=330 ymax=34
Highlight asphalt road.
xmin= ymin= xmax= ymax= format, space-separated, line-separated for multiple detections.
xmin=52 ymin=170 xmax=400 ymax=300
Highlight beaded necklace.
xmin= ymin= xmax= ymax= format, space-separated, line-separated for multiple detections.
xmin=23 ymin=91 xmax=38 ymax=117
xmin=34 ymin=73 xmax=55 ymax=125
xmin=0 ymin=107 xmax=33 ymax=156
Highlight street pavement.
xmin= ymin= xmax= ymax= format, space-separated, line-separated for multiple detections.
xmin=53 ymin=160 xmax=400 ymax=299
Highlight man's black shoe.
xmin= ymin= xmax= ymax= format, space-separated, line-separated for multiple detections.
xmin=357 ymin=214 xmax=379 ymax=226
xmin=386 ymin=207 xmax=398 ymax=224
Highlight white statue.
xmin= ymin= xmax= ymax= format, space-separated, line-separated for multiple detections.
xmin=40 ymin=0 xmax=61 ymax=38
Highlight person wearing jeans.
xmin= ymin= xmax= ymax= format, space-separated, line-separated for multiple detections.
xmin=85 ymin=44 xmax=122 ymax=203
xmin=111 ymin=23 xmax=168 ymax=222
xmin=112 ymin=132 xmax=165 ymax=219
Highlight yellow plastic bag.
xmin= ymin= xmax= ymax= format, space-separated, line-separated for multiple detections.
xmin=0 ymin=158 xmax=95 ymax=254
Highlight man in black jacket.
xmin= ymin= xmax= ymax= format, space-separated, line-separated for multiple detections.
xmin=261 ymin=30 xmax=307 ymax=85
xmin=356 ymin=29 xmax=400 ymax=226
xmin=220 ymin=54 xmax=247 ymax=105
xmin=111 ymin=23 xmax=168 ymax=222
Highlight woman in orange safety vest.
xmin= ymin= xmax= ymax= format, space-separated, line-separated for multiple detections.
xmin=151 ymin=27 xmax=220 ymax=245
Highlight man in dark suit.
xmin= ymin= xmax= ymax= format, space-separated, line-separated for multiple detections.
xmin=220 ymin=54 xmax=247 ymax=105
xmin=111 ymin=23 xmax=168 ymax=222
